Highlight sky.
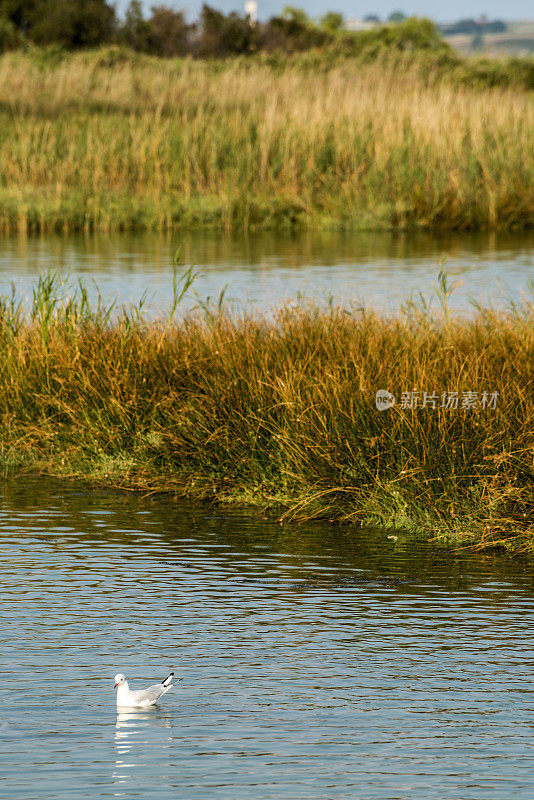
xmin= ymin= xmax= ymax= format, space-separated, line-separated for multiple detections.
xmin=115 ymin=0 xmax=533 ymax=23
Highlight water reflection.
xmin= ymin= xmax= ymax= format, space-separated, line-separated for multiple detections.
xmin=114 ymin=708 xmax=173 ymax=796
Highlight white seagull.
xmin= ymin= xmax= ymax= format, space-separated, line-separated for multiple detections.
xmin=114 ymin=672 xmax=175 ymax=708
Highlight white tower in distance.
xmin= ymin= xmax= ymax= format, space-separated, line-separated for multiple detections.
xmin=244 ymin=0 xmax=258 ymax=24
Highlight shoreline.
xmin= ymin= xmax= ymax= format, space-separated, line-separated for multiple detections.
xmin=4 ymin=462 xmax=532 ymax=554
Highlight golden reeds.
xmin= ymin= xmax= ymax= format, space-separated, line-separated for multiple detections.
xmin=0 ymin=50 xmax=532 ymax=232
xmin=0 ymin=273 xmax=532 ymax=551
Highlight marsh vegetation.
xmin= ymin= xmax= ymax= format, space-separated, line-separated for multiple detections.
xmin=0 ymin=271 xmax=532 ymax=552
xmin=0 ymin=39 xmax=532 ymax=233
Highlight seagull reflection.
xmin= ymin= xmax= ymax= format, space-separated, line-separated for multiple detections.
xmin=113 ymin=707 xmax=173 ymax=796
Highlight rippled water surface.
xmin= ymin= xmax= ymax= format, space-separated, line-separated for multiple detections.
xmin=1 ymin=478 xmax=533 ymax=799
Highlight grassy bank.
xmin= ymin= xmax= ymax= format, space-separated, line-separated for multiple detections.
xmin=0 ymin=273 xmax=532 ymax=552
xmin=0 ymin=48 xmax=532 ymax=233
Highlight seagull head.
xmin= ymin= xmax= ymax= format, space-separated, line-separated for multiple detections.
xmin=114 ymin=673 xmax=126 ymax=689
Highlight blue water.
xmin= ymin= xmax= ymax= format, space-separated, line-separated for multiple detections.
xmin=0 ymin=229 xmax=532 ymax=315
xmin=1 ymin=478 xmax=533 ymax=799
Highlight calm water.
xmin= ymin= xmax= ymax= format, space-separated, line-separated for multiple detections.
xmin=0 ymin=230 xmax=533 ymax=314
xmin=1 ymin=478 xmax=533 ymax=800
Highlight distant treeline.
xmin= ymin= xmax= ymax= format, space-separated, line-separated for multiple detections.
xmin=440 ymin=19 xmax=507 ymax=36
xmin=0 ymin=0 xmax=451 ymax=57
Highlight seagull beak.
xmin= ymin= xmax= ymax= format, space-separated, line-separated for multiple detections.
xmin=114 ymin=682 xmax=119 ymax=689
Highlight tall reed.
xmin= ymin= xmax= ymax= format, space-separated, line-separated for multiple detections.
xmin=0 ymin=50 xmax=532 ymax=232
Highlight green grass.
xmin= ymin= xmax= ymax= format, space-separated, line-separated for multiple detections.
xmin=0 ymin=271 xmax=532 ymax=553
xmin=0 ymin=47 xmax=532 ymax=233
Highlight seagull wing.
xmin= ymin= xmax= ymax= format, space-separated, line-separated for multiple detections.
xmin=131 ymin=681 xmax=173 ymax=706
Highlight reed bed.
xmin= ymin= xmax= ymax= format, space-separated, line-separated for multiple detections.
xmin=0 ymin=49 xmax=532 ymax=233
xmin=0 ymin=272 xmax=532 ymax=552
